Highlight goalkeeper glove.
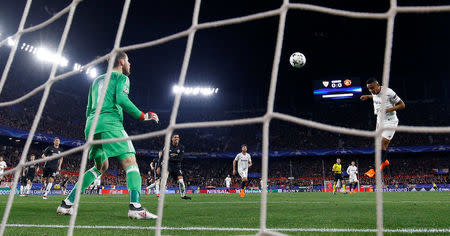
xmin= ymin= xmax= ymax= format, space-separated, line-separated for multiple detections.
xmin=139 ymin=111 xmax=159 ymax=123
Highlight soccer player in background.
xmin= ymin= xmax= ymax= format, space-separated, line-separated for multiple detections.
xmin=332 ymin=158 xmax=345 ymax=194
xmin=19 ymin=167 xmax=27 ymax=196
xmin=233 ymin=144 xmax=252 ymax=197
xmin=145 ymin=158 xmax=160 ymax=196
xmin=41 ymin=137 xmax=63 ymax=200
xmin=57 ymin=51 xmax=159 ymax=219
xmin=158 ymin=133 xmax=191 ymax=200
xmin=225 ymin=175 xmax=231 ymax=194
xmin=361 ymin=78 xmax=405 ymax=177
xmin=346 ymin=161 xmax=358 ymax=194
xmin=60 ymin=174 xmax=69 ymax=196
xmin=24 ymin=154 xmax=38 ymax=196
xmin=0 ymin=156 xmax=7 ymax=183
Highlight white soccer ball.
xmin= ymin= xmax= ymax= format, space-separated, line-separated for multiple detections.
xmin=289 ymin=52 xmax=306 ymax=68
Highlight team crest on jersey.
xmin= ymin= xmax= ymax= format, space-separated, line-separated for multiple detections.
xmin=123 ymin=86 xmax=129 ymax=94
xmin=322 ymin=81 xmax=329 ymax=87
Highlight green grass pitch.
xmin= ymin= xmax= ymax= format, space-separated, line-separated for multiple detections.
xmin=0 ymin=192 xmax=448 ymax=235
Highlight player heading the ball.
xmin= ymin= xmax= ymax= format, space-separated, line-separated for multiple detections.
xmin=361 ymin=78 xmax=405 ymax=178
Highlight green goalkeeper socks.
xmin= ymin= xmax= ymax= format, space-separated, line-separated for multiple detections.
xmin=126 ymin=165 xmax=141 ymax=206
xmin=66 ymin=166 xmax=102 ymax=204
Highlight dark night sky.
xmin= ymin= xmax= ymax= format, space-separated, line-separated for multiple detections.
xmin=1 ymin=0 xmax=449 ymax=121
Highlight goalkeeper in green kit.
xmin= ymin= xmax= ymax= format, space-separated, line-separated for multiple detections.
xmin=57 ymin=52 xmax=159 ymax=219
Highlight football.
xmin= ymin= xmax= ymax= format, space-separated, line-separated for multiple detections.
xmin=289 ymin=52 xmax=306 ymax=68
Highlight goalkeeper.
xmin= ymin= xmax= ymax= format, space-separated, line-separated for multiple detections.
xmin=57 ymin=51 xmax=159 ymax=219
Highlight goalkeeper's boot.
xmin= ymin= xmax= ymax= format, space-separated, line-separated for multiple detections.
xmin=181 ymin=196 xmax=192 ymax=200
xmin=57 ymin=200 xmax=73 ymax=215
xmin=365 ymin=169 xmax=375 ymax=178
xmin=43 ymin=194 xmax=48 ymax=200
xmin=128 ymin=204 xmax=157 ymax=219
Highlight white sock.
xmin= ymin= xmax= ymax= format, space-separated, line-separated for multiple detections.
xmin=148 ymin=182 xmax=156 ymax=189
xmin=131 ymin=202 xmax=141 ymax=209
xmin=64 ymin=199 xmax=73 ymax=206
xmin=20 ymin=186 xmax=24 ymax=195
xmin=155 ymin=180 xmax=160 ymax=194
xmin=44 ymin=182 xmax=53 ymax=196
xmin=178 ymin=179 xmax=186 ymax=197
xmin=26 ymin=184 xmax=31 ymax=194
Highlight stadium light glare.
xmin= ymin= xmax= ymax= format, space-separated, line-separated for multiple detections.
xmin=35 ymin=47 xmax=69 ymax=67
xmin=172 ymin=85 xmax=219 ymax=96
xmin=7 ymin=37 xmax=16 ymax=47
xmin=86 ymin=67 xmax=98 ymax=79
xmin=73 ymin=63 xmax=81 ymax=71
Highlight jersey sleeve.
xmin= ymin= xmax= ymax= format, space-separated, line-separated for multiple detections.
xmin=347 ymin=166 xmax=351 ymax=173
xmin=115 ymin=75 xmax=143 ymax=119
xmin=248 ymin=154 xmax=252 ymax=163
xmin=43 ymin=147 xmax=50 ymax=156
xmin=388 ymin=88 xmax=401 ymax=104
xmin=234 ymin=154 xmax=240 ymax=161
xmin=86 ymin=85 xmax=92 ymax=118
xmin=179 ymin=145 xmax=185 ymax=158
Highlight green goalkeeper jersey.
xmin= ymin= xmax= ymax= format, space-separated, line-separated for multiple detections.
xmin=84 ymin=71 xmax=142 ymax=138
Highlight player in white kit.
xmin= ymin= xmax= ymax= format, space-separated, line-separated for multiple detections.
xmin=225 ymin=175 xmax=232 ymax=194
xmin=0 ymin=156 xmax=7 ymax=183
xmin=361 ymin=78 xmax=405 ymax=177
xmin=233 ymin=144 xmax=252 ymax=197
xmin=346 ymin=161 xmax=358 ymax=193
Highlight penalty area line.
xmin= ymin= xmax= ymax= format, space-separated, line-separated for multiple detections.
xmin=5 ymin=224 xmax=450 ymax=233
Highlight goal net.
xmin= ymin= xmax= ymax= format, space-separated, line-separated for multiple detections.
xmin=1 ymin=0 xmax=450 ymax=235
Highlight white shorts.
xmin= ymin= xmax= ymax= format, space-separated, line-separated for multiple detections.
xmin=226 ymin=183 xmax=230 ymax=188
xmin=377 ymin=119 xmax=398 ymax=140
xmin=238 ymin=169 xmax=248 ymax=179
xmin=349 ymin=175 xmax=358 ymax=183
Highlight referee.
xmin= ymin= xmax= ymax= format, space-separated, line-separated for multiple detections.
xmin=332 ymin=158 xmax=345 ymax=194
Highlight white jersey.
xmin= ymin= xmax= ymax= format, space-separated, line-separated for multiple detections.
xmin=234 ymin=152 xmax=251 ymax=170
xmin=347 ymin=165 xmax=358 ymax=176
xmin=372 ymin=86 xmax=402 ymax=122
xmin=93 ymin=176 xmax=101 ymax=186
xmin=225 ymin=177 xmax=231 ymax=186
xmin=0 ymin=161 xmax=7 ymax=173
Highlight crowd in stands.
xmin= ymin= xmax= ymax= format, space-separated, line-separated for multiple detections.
xmin=1 ymin=80 xmax=449 ymax=153
xmin=0 ymin=81 xmax=449 ymax=189
xmin=0 ymin=144 xmax=448 ymax=188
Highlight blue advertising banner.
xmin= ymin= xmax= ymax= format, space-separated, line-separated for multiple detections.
xmin=1 ymin=125 xmax=449 ymax=158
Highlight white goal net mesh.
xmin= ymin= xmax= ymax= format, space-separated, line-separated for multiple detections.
xmin=1 ymin=0 xmax=450 ymax=235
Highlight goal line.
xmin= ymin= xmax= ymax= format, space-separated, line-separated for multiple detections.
xmin=5 ymin=224 xmax=450 ymax=233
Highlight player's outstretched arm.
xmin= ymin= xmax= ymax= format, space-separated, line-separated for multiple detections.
xmin=116 ymin=76 xmax=159 ymax=123
xmin=232 ymin=160 xmax=236 ymax=175
xmin=360 ymin=95 xmax=373 ymax=101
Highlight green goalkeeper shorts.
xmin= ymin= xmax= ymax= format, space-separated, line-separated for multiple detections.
xmin=88 ymin=130 xmax=136 ymax=165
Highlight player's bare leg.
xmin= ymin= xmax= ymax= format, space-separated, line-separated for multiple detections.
xmin=366 ymin=137 xmax=391 ymax=178
xmin=240 ymin=177 xmax=248 ymax=197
